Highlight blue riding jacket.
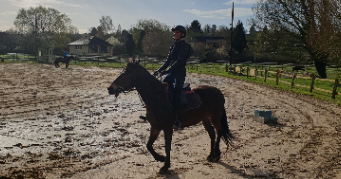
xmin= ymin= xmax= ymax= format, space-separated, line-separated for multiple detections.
xmin=157 ymin=39 xmax=191 ymax=112
xmin=157 ymin=39 xmax=191 ymax=76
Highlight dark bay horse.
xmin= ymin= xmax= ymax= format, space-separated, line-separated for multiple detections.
xmin=107 ymin=59 xmax=233 ymax=173
xmin=52 ymin=56 xmax=75 ymax=68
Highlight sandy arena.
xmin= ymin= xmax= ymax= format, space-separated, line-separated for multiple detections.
xmin=0 ymin=63 xmax=341 ymax=178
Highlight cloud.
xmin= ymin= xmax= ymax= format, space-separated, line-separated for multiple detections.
xmin=183 ymin=8 xmax=253 ymax=19
xmin=0 ymin=10 xmax=17 ymax=16
xmin=4 ymin=0 xmax=82 ymax=8
xmin=224 ymin=0 xmax=258 ymax=5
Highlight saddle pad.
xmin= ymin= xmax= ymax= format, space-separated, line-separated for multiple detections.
xmin=185 ymin=92 xmax=201 ymax=110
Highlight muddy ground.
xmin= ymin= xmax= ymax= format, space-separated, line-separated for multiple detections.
xmin=0 ymin=63 xmax=341 ymax=179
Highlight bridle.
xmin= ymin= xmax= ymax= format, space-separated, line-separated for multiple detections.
xmin=113 ymin=65 xmax=158 ymax=94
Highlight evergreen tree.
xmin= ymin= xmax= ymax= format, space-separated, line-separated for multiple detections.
xmin=203 ymin=24 xmax=211 ymax=36
xmin=211 ymin=24 xmax=217 ymax=36
xmin=189 ymin=20 xmax=202 ymax=34
xmin=121 ymin=30 xmax=135 ymax=55
xmin=232 ymin=21 xmax=247 ymax=53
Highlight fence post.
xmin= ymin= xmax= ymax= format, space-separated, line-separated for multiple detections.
xmin=276 ymin=71 xmax=279 ymax=85
xmin=309 ymin=74 xmax=316 ymax=93
xmin=332 ymin=79 xmax=339 ymax=99
xmin=255 ymin=68 xmax=257 ymax=81
xmin=291 ymin=72 xmax=297 ymax=88
xmin=196 ymin=65 xmax=198 ymax=71
xmin=268 ymin=68 xmax=271 ymax=77
xmin=225 ymin=63 xmax=228 ymax=72
xmin=264 ymin=69 xmax=268 ymax=82
xmin=247 ymin=67 xmax=249 ymax=78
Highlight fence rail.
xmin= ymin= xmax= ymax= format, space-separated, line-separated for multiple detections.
xmin=227 ymin=64 xmax=340 ymax=99
xmin=2 ymin=56 xmax=340 ymax=100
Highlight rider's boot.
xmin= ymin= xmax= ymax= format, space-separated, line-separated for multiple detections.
xmin=173 ymin=109 xmax=182 ymax=130
xmin=173 ymin=116 xmax=182 ymax=129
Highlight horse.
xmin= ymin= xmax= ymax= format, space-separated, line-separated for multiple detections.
xmin=52 ymin=56 xmax=75 ymax=68
xmin=292 ymin=66 xmax=305 ymax=72
xmin=107 ymin=58 xmax=233 ymax=173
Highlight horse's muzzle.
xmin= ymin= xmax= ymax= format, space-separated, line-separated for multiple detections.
xmin=108 ymin=87 xmax=115 ymax=95
xmin=108 ymin=87 xmax=120 ymax=97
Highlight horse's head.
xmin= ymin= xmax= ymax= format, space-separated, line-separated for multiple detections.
xmin=108 ymin=57 xmax=140 ymax=97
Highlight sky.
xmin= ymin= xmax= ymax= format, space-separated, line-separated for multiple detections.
xmin=0 ymin=0 xmax=258 ymax=34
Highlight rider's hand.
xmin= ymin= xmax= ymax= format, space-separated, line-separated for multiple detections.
xmin=153 ymin=71 xmax=160 ymax=76
xmin=160 ymin=70 xmax=169 ymax=76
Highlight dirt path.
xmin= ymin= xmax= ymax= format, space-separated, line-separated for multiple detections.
xmin=0 ymin=63 xmax=341 ymax=179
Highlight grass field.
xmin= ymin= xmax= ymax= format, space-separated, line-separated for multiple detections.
xmin=2 ymin=59 xmax=341 ymax=105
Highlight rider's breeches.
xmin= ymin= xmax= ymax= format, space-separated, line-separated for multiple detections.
xmin=162 ymin=74 xmax=185 ymax=113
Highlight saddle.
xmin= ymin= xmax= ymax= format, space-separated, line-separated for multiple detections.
xmin=162 ymin=82 xmax=201 ymax=111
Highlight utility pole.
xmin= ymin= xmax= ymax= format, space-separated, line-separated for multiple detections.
xmin=229 ymin=2 xmax=234 ymax=65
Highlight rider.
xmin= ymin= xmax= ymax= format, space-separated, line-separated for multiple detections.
xmin=63 ymin=50 xmax=68 ymax=59
xmin=153 ymin=25 xmax=191 ymax=129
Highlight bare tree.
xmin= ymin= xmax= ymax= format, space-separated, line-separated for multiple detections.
xmin=14 ymin=5 xmax=75 ymax=54
xmin=99 ymin=15 xmax=114 ymax=34
xmin=253 ymin=0 xmax=341 ymax=78
xmin=142 ymin=29 xmax=173 ymax=57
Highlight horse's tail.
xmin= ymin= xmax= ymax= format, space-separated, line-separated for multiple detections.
xmin=52 ymin=60 xmax=55 ymax=65
xmin=220 ymin=108 xmax=233 ymax=147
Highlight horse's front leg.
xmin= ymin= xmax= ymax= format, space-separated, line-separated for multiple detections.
xmin=147 ymin=127 xmax=165 ymax=162
xmin=159 ymin=127 xmax=173 ymax=173
xmin=66 ymin=62 xmax=69 ymax=68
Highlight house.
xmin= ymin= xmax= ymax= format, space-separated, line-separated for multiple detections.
xmin=193 ymin=36 xmax=229 ymax=51
xmin=68 ymin=36 xmax=113 ymax=56
xmin=192 ymin=36 xmax=230 ymax=58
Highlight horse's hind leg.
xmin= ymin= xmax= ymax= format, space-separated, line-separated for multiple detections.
xmin=66 ymin=62 xmax=69 ymax=68
xmin=211 ymin=108 xmax=233 ymax=162
xmin=160 ymin=127 xmax=173 ymax=173
xmin=147 ymin=127 xmax=165 ymax=162
xmin=210 ymin=111 xmax=225 ymax=162
xmin=203 ymin=120 xmax=216 ymax=161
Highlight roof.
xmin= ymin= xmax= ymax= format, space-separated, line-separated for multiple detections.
xmin=68 ymin=36 xmax=112 ymax=46
xmin=68 ymin=36 xmax=91 ymax=45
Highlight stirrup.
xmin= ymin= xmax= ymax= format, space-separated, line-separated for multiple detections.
xmin=173 ymin=120 xmax=182 ymax=130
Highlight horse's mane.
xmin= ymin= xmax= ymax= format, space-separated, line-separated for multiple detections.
xmin=126 ymin=58 xmax=163 ymax=91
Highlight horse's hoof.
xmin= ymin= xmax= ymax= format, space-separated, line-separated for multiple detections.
xmin=207 ymin=155 xmax=220 ymax=162
xmin=158 ymin=166 xmax=169 ymax=174
xmin=207 ymin=156 xmax=214 ymax=162
xmin=212 ymin=156 xmax=220 ymax=162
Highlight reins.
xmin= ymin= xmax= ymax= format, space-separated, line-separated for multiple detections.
xmin=118 ymin=65 xmax=159 ymax=94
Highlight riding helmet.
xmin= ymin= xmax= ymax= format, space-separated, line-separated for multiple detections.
xmin=171 ymin=25 xmax=186 ymax=37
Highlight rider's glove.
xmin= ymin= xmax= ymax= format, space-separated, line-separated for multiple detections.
xmin=153 ymin=71 xmax=160 ymax=76
xmin=160 ymin=70 xmax=169 ymax=76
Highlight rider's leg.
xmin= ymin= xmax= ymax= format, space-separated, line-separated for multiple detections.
xmin=162 ymin=74 xmax=174 ymax=92
xmin=173 ymin=75 xmax=185 ymax=128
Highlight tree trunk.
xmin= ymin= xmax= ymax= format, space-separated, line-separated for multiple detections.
xmin=314 ymin=59 xmax=327 ymax=78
